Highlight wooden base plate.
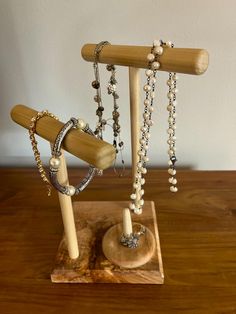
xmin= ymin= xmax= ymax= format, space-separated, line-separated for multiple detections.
xmin=51 ymin=201 xmax=164 ymax=284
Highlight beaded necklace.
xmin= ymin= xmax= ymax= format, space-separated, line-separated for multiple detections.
xmin=129 ymin=39 xmax=178 ymax=215
xmin=91 ymin=41 xmax=125 ymax=175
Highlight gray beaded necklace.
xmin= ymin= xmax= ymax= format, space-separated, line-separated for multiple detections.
xmin=92 ymin=41 xmax=125 ymax=175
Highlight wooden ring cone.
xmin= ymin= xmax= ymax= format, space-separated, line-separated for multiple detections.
xmin=102 ymin=222 xmax=156 ymax=269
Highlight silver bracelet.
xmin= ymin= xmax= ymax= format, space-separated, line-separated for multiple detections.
xmin=49 ymin=117 xmax=96 ymax=196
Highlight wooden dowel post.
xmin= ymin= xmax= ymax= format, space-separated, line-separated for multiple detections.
xmin=56 ymin=150 xmax=79 ymax=259
xmin=129 ymin=67 xmax=141 ymax=208
xmin=129 ymin=67 xmax=140 ymax=181
xmin=122 ymin=208 xmax=133 ymax=236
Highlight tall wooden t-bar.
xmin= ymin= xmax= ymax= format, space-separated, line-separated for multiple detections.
xmin=82 ymin=42 xmax=209 ymax=241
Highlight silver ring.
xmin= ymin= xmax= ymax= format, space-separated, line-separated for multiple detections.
xmin=120 ymin=225 xmax=146 ymax=249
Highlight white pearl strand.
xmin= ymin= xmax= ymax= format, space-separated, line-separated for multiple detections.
xmin=166 ymin=42 xmax=178 ymax=193
xmin=129 ymin=39 xmax=163 ymax=215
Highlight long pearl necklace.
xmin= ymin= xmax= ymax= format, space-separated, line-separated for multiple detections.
xmin=128 ymin=39 xmax=178 ymax=216
xmin=129 ymin=39 xmax=164 ymax=215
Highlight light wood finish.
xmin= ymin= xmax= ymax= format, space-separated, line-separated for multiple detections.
xmin=1 ymin=168 xmax=236 ymax=313
xmin=51 ymin=201 xmax=163 ymax=283
xmin=10 ymin=104 xmax=116 ymax=170
xmin=129 ymin=67 xmax=141 ymax=208
xmin=129 ymin=67 xmax=140 ymax=181
xmin=81 ymin=44 xmax=209 ymax=75
xmin=102 ymin=222 xmax=156 ymax=269
xmin=56 ymin=151 xmax=79 ymax=259
xmin=122 ymin=208 xmax=133 ymax=236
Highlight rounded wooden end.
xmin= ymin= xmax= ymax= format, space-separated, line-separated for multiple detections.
xmin=102 ymin=223 xmax=156 ymax=269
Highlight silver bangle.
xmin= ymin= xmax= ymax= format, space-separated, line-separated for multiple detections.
xmin=49 ymin=117 xmax=96 ymax=196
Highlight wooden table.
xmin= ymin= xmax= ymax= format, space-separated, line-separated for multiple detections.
xmin=0 ymin=168 xmax=236 ymax=314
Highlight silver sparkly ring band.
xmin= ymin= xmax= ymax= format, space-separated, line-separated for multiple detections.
xmin=120 ymin=225 xmax=146 ymax=249
xmin=49 ymin=117 xmax=96 ymax=196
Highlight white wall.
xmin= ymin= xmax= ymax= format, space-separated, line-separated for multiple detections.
xmin=0 ymin=0 xmax=235 ymax=170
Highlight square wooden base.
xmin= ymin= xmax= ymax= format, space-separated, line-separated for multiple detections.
xmin=51 ymin=201 xmax=164 ymax=284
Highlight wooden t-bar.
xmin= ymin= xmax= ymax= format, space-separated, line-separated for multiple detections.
xmin=81 ymin=44 xmax=209 ymax=75
xmin=11 ymin=104 xmax=116 ymax=170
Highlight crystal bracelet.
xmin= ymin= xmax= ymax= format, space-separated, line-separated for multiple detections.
xmin=49 ymin=117 xmax=96 ymax=196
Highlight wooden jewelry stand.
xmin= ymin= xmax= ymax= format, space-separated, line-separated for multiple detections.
xmin=11 ymin=43 xmax=209 ymax=284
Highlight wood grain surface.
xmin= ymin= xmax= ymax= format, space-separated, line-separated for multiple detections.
xmin=11 ymin=105 xmax=116 ymax=170
xmin=0 ymin=168 xmax=236 ymax=313
xmin=81 ymin=44 xmax=209 ymax=75
xmin=102 ymin=221 xmax=156 ymax=271
xmin=51 ymin=201 xmax=163 ymax=283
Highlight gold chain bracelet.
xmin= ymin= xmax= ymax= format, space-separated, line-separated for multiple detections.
xmin=29 ymin=110 xmax=59 ymax=196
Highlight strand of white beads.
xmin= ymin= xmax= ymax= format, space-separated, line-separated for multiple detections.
xmin=166 ymin=41 xmax=178 ymax=193
xmin=129 ymin=39 xmax=164 ymax=215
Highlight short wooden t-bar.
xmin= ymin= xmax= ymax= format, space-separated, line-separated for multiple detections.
xmin=11 ymin=104 xmax=116 ymax=170
xmin=81 ymin=44 xmax=209 ymax=75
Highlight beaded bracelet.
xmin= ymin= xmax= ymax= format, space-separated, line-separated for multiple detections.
xmin=29 ymin=110 xmax=59 ymax=196
xmin=49 ymin=117 xmax=96 ymax=196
